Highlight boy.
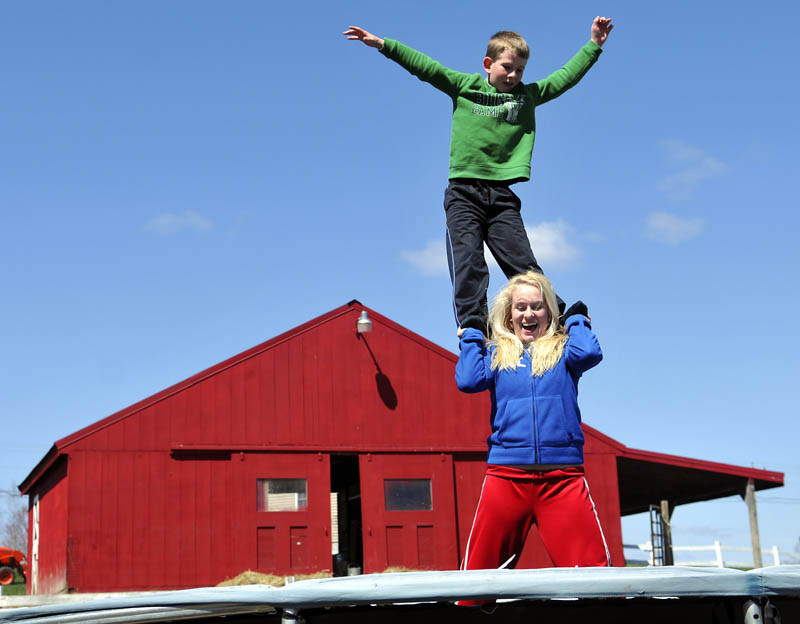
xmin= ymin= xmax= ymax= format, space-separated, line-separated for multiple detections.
xmin=344 ymin=18 xmax=613 ymax=334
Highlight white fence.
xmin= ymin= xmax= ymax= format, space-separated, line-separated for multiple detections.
xmin=624 ymin=541 xmax=798 ymax=568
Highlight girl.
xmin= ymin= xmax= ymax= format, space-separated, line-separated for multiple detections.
xmin=456 ymin=271 xmax=609 ymax=599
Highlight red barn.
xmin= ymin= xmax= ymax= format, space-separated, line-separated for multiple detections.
xmin=19 ymin=301 xmax=783 ymax=594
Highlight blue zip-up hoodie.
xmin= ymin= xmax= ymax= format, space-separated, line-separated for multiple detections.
xmin=456 ymin=316 xmax=602 ymax=466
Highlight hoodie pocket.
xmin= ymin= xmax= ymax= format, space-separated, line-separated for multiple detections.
xmin=494 ymin=397 xmax=532 ymax=447
xmin=535 ymin=395 xmax=580 ymax=446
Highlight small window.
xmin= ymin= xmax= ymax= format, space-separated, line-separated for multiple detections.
xmin=384 ymin=479 xmax=432 ymax=511
xmin=257 ymin=478 xmax=308 ymax=512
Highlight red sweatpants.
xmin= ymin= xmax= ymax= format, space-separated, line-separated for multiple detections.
xmin=459 ymin=465 xmax=609 ymax=605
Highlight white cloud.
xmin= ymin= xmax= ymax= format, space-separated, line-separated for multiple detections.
xmin=144 ymin=211 xmax=212 ymax=235
xmin=401 ymin=239 xmax=448 ymax=276
xmin=645 ymin=211 xmax=704 ymax=244
xmin=524 ymin=220 xmax=581 ymax=269
xmin=657 ymin=139 xmax=727 ymax=200
xmin=661 ymin=139 xmax=706 ymax=163
xmin=401 ymin=219 xmax=582 ymax=276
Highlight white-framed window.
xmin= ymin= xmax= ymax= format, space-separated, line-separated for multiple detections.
xmin=257 ymin=478 xmax=308 ymax=512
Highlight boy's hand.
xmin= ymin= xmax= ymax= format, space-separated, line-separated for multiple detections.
xmin=591 ymin=16 xmax=614 ymax=46
xmin=343 ymin=26 xmax=384 ymax=50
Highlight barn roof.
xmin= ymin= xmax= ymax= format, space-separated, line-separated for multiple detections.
xmin=583 ymin=425 xmax=783 ymax=514
xmin=19 ymin=301 xmax=784 ymax=512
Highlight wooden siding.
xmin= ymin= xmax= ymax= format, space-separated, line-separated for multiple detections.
xmin=583 ymin=452 xmax=624 ymax=566
xmin=29 ymin=457 xmax=68 ymax=595
xmin=63 ymin=449 xmax=234 ymax=591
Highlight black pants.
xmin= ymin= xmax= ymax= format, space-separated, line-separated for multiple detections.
xmin=444 ymin=179 xmax=563 ymax=334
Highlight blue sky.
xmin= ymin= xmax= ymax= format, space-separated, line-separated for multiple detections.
xmin=2 ymin=1 xmax=798 ymax=564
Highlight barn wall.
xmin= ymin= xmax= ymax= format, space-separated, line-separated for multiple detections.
xmin=452 ymin=454 xmax=487 ymax=567
xmin=54 ymin=309 xmax=495 ymax=590
xmin=29 ymin=457 xmax=68 ymax=595
xmin=584 ymin=431 xmax=625 ymax=567
xmin=43 ymin=306 xmax=634 ymax=591
xmin=66 ymin=449 xmax=233 ymax=592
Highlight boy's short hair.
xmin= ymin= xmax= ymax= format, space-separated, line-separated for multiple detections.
xmin=486 ymin=31 xmax=530 ymax=61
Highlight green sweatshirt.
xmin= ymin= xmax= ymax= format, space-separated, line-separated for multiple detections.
xmin=380 ymin=38 xmax=603 ymax=182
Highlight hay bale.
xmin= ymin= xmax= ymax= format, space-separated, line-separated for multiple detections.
xmin=217 ymin=570 xmax=286 ymax=587
xmin=217 ymin=570 xmax=332 ymax=587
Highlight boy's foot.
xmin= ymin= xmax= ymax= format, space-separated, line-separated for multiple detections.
xmin=559 ymin=300 xmax=588 ymax=325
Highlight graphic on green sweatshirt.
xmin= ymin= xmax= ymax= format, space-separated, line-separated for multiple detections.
xmin=472 ymin=93 xmax=525 ymax=122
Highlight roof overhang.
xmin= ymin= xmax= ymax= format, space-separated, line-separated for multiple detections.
xmin=616 ymin=446 xmax=784 ymax=515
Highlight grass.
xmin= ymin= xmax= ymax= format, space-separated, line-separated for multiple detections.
xmin=1 ymin=570 xmax=26 ymax=596
xmin=1 ymin=582 xmax=26 ymax=596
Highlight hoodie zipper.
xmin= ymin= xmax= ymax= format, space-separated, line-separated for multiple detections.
xmin=530 ymin=356 xmax=539 ymax=464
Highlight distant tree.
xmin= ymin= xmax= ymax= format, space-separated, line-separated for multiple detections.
xmin=0 ymin=487 xmax=27 ymax=553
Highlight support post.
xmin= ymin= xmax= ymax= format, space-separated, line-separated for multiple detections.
xmin=660 ymin=499 xmax=674 ymax=566
xmin=741 ymin=478 xmax=763 ymax=568
xmin=714 ymin=540 xmax=724 ymax=568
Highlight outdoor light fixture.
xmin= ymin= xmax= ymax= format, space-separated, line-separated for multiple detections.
xmin=357 ymin=310 xmax=372 ymax=334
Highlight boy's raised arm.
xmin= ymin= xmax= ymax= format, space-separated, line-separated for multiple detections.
xmin=343 ymin=26 xmax=384 ymax=50
xmin=590 ymin=16 xmax=614 ymax=46
xmin=344 ymin=26 xmax=466 ymax=96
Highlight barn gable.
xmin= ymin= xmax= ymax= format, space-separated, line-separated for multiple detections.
xmin=25 ymin=301 xmax=488 ymax=466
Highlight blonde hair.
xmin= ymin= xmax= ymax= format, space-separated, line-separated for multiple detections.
xmin=486 ymin=31 xmax=530 ymax=61
xmin=487 ymin=271 xmax=566 ymax=376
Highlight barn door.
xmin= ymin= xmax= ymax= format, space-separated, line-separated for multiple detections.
xmin=359 ymin=453 xmax=457 ymax=572
xmin=233 ymin=452 xmax=331 ymax=576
